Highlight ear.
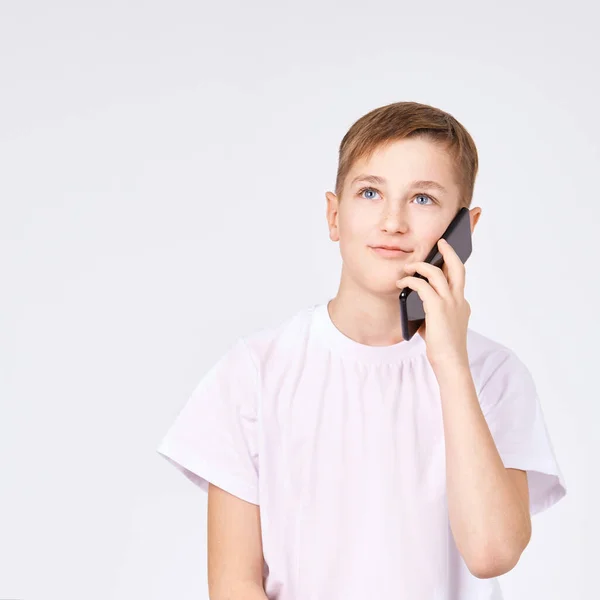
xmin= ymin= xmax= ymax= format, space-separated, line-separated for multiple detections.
xmin=325 ymin=191 xmax=340 ymax=242
xmin=469 ymin=207 xmax=482 ymax=233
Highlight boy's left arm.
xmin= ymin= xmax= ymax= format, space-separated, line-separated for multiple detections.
xmin=434 ymin=361 xmax=532 ymax=579
xmin=397 ymin=238 xmax=532 ymax=579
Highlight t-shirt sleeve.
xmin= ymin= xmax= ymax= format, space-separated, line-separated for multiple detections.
xmin=478 ymin=350 xmax=567 ymax=516
xmin=156 ymin=337 xmax=260 ymax=505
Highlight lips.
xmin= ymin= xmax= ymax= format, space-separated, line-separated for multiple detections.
xmin=373 ymin=245 xmax=411 ymax=252
xmin=370 ymin=246 xmax=411 ymax=258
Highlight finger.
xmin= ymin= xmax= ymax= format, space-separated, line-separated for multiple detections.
xmin=442 ymin=261 xmax=450 ymax=280
xmin=402 ymin=261 xmax=451 ymax=299
xmin=396 ymin=275 xmax=440 ymax=309
xmin=438 ymin=239 xmax=466 ymax=294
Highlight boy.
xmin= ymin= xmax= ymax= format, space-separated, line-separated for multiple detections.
xmin=156 ymin=101 xmax=567 ymax=599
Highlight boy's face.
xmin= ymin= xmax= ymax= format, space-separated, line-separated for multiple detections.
xmin=326 ymin=137 xmax=482 ymax=296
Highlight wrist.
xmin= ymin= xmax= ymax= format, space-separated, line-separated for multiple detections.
xmin=431 ymin=357 xmax=472 ymax=385
xmin=430 ymin=353 xmax=470 ymax=374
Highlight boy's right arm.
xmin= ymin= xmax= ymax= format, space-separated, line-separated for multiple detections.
xmin=207 ymin=483 xmax=268 ymax=600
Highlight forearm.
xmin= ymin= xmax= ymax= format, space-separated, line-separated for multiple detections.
xmin=434 ymin=362 xmax=531 ymax=576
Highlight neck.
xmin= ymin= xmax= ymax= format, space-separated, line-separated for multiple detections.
xmin=327 ymin=282 xmax=406 ymax=347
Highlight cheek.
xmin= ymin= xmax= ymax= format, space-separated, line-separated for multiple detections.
xmin=338 ymin=210 xmax=370 ymax=241
xmin=337 ymin=218 xmax=372 ymax=266
xmin=411 ymin=222 xmax=448 ymax=260
xmin=414 ymin=237 xmax=439 ymax=260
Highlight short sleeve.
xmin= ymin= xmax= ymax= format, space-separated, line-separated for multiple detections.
xmin=156 ymin=337 xmax=260 ymax=505
xmin=478 ymin=350 xmax=567 ymax=516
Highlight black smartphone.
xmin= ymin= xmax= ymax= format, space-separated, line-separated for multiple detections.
xmin=399 ymin=207 xmax=473 ymax=341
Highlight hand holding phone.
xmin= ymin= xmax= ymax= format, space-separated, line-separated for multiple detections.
xmin=398 ymin=207 xmax=472 ymax=341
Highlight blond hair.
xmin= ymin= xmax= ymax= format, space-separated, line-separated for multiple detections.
xmin=334 ymin=101 xmax=479 ymax=208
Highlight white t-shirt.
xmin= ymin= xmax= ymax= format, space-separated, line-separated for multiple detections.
xmin=156 ymin=301 xmax=567 ymax=600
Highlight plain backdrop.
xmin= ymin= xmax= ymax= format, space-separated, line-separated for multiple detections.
xmin=1 ymin=1 xmax=597 ymax=599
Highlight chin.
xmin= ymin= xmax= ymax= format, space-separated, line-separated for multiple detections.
xmin=364 ymin=280 xmax=403 ymax=297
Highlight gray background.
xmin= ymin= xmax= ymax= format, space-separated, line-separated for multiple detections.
xmin=1 ymin=1 xmax=596 ymax=599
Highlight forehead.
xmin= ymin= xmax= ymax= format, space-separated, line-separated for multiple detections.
xmin=348 ymin=137 xmax=457 ymax=184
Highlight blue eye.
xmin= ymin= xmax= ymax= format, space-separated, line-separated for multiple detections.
xmin=358 ymin=186 xmax=380 ymax=200
xmin=413 ymin=193 xmax=434 ymax=205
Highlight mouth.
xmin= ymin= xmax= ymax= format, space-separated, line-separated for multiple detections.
xmin=369 ymin=246 xmax=412 ymax=258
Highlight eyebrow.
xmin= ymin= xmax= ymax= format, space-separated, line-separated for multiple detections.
xmin=350 ymin=174 xmax=449 ymax=194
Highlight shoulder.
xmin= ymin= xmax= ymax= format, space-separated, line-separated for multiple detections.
xmin=236 ymin=303 xmax=318 ymax=370
xmin=466 ymin=327 xmax=513 ymax=359
xmin=465 ymin=328 xmax=532 ymax=390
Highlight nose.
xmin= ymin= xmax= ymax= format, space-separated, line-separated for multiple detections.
xmin=380 ymin=204 xmax=409 ymax=234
